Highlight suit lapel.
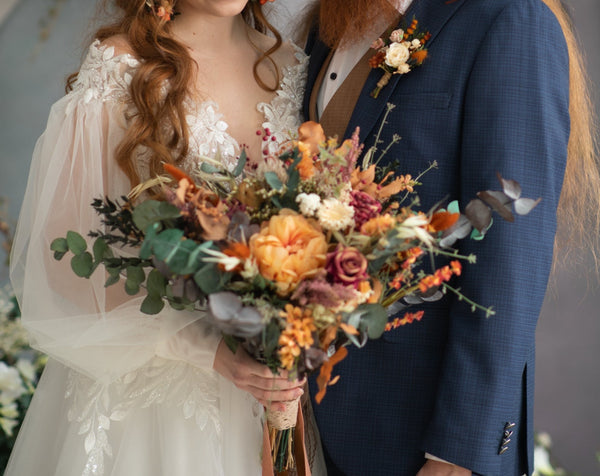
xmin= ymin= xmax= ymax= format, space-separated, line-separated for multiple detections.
xmin=344 ymin=0 xmax=467 ymax=143
xmin=303 ymin=37 xmax=332 ymax=120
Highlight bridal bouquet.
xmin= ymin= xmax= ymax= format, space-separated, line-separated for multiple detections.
xmin=51 ymin=116 xmax=539 ymax=472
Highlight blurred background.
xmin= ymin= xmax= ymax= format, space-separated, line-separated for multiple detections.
xmin=0 ymin=0 xmax=598 ymax=474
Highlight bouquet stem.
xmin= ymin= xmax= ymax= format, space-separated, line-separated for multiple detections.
xmin=266 ymin=398 xmax=300 ymax=473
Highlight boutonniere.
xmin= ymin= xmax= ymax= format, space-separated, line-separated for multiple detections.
xmin=369 ymin=18 xmax=431 ymax=98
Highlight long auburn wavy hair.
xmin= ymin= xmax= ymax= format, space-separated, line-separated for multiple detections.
xmin=66 ymin=0 xmax=282 ymax=190
xmin=304 ymin=0 xmax=600 ymax=261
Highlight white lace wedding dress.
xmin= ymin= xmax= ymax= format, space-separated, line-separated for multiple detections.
xmin=6 ymin=40 xmax=308 ymax=476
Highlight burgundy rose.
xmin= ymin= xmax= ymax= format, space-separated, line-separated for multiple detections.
xmin=350 ymin=190 xmax=382 ymax=230
xmin=326 ymin=245 xmax=369 ymax=288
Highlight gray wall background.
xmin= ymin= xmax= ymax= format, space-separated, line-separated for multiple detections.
xmin=1 ymin=1 xmax=598 ymax=474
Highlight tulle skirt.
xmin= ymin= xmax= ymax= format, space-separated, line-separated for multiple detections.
xmin=5 ymin=358 xmax=264 ymax=476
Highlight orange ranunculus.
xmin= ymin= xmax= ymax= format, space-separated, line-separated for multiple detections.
xmin=298 ymin=121 xmax=326 ymax=156
xmin=360 ymin=214 xmax=396 ymax=236
xmin=296 ymin=141 xmax=317 ymax=179
xmin=294 ymin=121 xmax=326 ymax=179
xmin=249 ymin=210 xmax=328 ymax=295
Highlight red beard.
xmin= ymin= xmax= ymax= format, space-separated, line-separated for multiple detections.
xmin=317 ymin=0 xmax=399 ymax=48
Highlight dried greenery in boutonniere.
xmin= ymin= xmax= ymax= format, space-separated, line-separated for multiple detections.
xmin=369 ymin=17 xmax=431 ymax=98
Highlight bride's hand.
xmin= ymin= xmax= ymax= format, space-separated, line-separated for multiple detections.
xmin=213 ymin=339 xmax=305 ymax=411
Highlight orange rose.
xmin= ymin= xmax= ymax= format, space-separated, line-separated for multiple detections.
xmin=249 ymin=210 xmax=328 ymax=295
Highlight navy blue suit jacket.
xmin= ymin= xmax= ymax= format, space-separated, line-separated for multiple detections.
xmin=304 ymin=1 xmax=569 ymax=475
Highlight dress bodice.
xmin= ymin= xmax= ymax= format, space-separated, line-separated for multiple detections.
xmin=68 ymin=39 xmax=308 ymax=178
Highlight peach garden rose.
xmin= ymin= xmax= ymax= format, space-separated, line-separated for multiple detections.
xmin=249 ymin=210 xmax=328 ymax=295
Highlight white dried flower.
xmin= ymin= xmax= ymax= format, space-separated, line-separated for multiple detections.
xmin=411 ymin=39 xmax=422 ymax=49
xmin=396 ymin=63 xmax=411 ymax=75
xmin=394 ymin=214 xmax=434 ymax=246
xmin=201 ymin=248 xmax=242 ymax=272
xmin=296 ymin=193 xmax=322 ymax=217
xmin=317 ymin=198 xmax=355 ymax=231
xmin=240 ymin=258 xmax=259 ymax=280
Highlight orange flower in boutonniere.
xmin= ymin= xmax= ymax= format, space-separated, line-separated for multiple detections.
xmin=369 ymin=17 xmax=431 ymax=98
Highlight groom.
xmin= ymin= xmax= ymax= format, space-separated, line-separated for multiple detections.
xmin=303 ymin=0 xmax=570 ymax=474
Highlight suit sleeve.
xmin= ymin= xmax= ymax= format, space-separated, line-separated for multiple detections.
xmin=421 ymin=1 xmax=570 ymax=473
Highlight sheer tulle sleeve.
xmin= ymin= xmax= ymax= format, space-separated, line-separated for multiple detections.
xmin=9 ymin=48 xmax=221 ymax=384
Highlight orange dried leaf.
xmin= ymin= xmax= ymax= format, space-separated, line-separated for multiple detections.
xmin=429 ymin=211 xmax=460 ymax=232
xmin=163 ymin=163 xmax=196 ymax=186
xmin=339 ymin=323 xmax=359 ymax=336
xmin=410 ymin=49 xmax=428 ymax=65
xmin=315 ymin=346 xmax=348 ymax=404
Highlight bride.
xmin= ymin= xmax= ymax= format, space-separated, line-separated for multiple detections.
xmin=6 ymin=0 xmax=309 ymax=474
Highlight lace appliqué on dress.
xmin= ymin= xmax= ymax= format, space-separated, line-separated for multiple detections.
xmin=65 ymin=358 xmax=220 ymax=476
xmin=65 ymin=40 xmax=139 ymax=116
xmin=184 ymin=102 xmax=240 ymax=175
xmin=258 ymin=47 xmax=309 ymax=157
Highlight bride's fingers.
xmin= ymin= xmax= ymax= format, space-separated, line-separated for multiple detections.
xmin=246 ymin=384 xmax=304 ymax=407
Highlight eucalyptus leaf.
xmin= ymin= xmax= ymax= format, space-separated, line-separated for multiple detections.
xmin=93 ymin=238 xmax=110 ymax=263
xmin=497 ymin=173 xmax=522 ymax=200
xmin=223 ymin=334 xmax=240 ymax=353
xmin=194 ymin=264 xmax=223 ymax=294
xmin=470 ymin=217 xmax=493 ymax=240
xmin=439 ymin=215 xmax=472 ymax=248
xmin=361 ymin=304 xmax=388 ymax=339
xmin=71 ymin=252 xmax=93 ymax=278
xmin=67 ymin=231 xmax=87 ymax=255
xmin=126 ymin=265 xmax=145 ymax=288
xmin=132 ymin=200 xmax=180 ymax=232
xmin=146 ymin=269 xmax=167 ymax=296
xmin=141 ymin=294 xmax=165 ymax=315
xmin=264 ymin=172 xmax=283 ymax=191
xmin=207 ymin=292 xmax=264 ymax=337
xmin=270 ymin=196 xmax=283 ymax=209
xmin=345 ymin=331 xmax=366 ymax=348
xmin=124 ymin=279 xmax=140 ymax=296
xmin=263 ymin=320 xmax=281 ymax=357
xmin=464 ymin=198 xmax=493 ymax=232
xmin=53 ymin=251 xmax=67 ymax=261
xmin=200 ymin=162 xmax=222 ymax=174
xmin=233 ymin=150 xmax=247 ymax=177
xmin=50 ymin=237 xmax=68 ymax=253
xmin=139 ymin=223 xmax=159 ymax=260
xmin=514 ymin=197 xmax=541 ymax=215
xmin=477 ymin=190 xmax=513 ymax=222
xmin=105 ymin=274 xmax=120 ymax=287
xmin=346 ymin=303 xmax=387 ymax=340
xmin=165 ymin=239 xmax=205 ymax=275
xmin=148 ymin=229 xmax=185 ymax=262
xmin=446 ymin=200 xmax=460 ymax=215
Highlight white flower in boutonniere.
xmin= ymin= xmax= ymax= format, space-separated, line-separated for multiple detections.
xmin=385 ymin=43 xmax=411 ymax=68
xmin=369 ymin=17 xmax=431 ymax=98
